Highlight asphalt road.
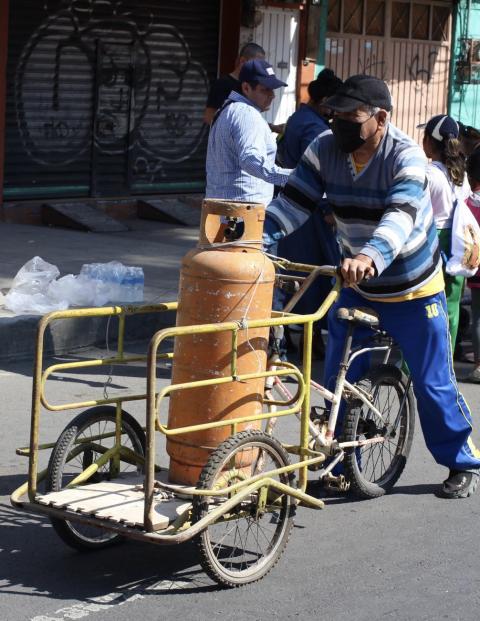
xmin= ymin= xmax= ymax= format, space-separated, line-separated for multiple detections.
xmin=1 ymin=347 xmax=480 ymax=621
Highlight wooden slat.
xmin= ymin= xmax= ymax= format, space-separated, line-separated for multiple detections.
xmin=36 ymin=475 xmax=192 ymax=530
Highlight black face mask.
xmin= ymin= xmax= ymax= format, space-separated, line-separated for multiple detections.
xmin=332 ymin=116 xmax=371 ymax=153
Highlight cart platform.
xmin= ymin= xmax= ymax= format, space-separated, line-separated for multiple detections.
xmin=36 ymin=474 xmax=191 ymax=531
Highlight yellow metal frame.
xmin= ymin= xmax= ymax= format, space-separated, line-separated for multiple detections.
xmin=11 ymin=263 xmax=342 ymax=540
xmin=21 ymin=302 xmax=177 ymax=502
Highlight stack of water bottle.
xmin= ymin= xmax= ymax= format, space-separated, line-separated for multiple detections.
xmin=79 ymin=261 xmax=144 ymax=306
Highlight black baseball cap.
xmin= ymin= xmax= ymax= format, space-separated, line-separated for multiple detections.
xmin=326 ymin=74 xmax=392 ymax=112
xmin=239 ymin=59 xmax=287 ymax=89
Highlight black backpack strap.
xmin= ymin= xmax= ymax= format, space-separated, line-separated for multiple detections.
xmin=211 ymin=98 xmax=236 ymax=127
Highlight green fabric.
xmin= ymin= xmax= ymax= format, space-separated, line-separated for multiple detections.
xmin=437 ymin=228 xmax=465 ymax=348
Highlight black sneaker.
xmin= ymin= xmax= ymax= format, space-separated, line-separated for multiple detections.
xmin=440 ymin=469 xmax=479 ymax=498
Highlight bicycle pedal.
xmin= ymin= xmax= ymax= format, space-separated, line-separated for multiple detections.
xmin=322 ymin=473 xmax=351 ymax=493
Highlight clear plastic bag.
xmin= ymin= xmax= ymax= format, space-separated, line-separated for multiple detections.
xmin=47 ymin=274 xmax=96 ymax=307
xmin=4 ymin=256 xmax=68 ymax=315
xmin=5 ymin=257 xmax=145 ymax=315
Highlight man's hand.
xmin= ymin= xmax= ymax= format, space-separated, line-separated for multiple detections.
xmin=341 ymin=254 xmax=375 ymax=286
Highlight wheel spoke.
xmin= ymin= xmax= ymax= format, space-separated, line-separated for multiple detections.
xmin=47 ymin=409 xmax=145 ymax=550
xmin=194 ymin=432 xmax=294 ymax=586
xmin=344 ymin=367 xmax=414 ymax=498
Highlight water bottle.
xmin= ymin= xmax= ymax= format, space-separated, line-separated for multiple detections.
xmin=119 ymin=267 xmax=135 ymax=303
xmin=106 ymin=261 xmax=125 ymax=302
xmin=82 ymin=262 xmax=108 ymax=305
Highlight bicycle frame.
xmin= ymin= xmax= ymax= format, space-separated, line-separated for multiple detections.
xmin=266 ymin=328 xmax=396 ymax=474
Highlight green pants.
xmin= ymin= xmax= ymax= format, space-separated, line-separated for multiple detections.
xmin=438 ymin=228 xmax=465 ymax=349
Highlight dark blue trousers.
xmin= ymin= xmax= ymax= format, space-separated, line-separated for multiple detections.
xmin=325 ymin=287 xmax=480 ymax=471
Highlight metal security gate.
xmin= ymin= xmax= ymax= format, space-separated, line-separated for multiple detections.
xmin=92 ymin=41 xmax=135 ymax=197
xmin=4 ymin=0 xmax=220 ymax=200
xmin=253 ymin=5 xmax=300 ymax=125
xmin=325 ymin=0 xmax=453 ymax=142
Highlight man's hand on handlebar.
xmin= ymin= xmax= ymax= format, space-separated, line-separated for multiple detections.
xmin=341 ymin=254 xmax=376 ymax=286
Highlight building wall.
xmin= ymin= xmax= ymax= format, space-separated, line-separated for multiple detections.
xmin=323 ymin=0 xmax=453 ymax=142
xmin=3 ymin=0 xmax=220 ymax=201
xmin=449 ymin=0 xmax=480 ymax=127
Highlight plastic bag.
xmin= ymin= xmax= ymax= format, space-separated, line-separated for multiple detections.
xmin=446 ymin=199 xmax=480 ymax=277
xmin=5 ymin=257 xmax=145 ymax=315
xmin=47 ymin=274 xmax=96 ymax=307
xmin=4 ymin=256 xmax=68 ymax=315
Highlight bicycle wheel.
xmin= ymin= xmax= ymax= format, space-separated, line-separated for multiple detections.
xmin=46 ymin=406 xmax=145 ymax=551
xmin=342 ymin=364 xmax=415 ymax=499
xmin=193 ymin=430 xmax=295 ymax=587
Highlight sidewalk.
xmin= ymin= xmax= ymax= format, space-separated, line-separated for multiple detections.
xmin=0 ymin=219 xmax=199 ymax=361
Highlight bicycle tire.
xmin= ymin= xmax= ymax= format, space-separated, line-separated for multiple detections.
xmin=342 ymin=364 xmax=415 ymax=499
xmin=193 ymin=430 xmax=295 ymax=587
xmin=46 ymin=406 xmax=145 ymax=551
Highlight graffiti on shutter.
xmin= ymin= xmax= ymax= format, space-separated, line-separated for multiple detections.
xmin=6 ymin=0 xmax=219 ymax=198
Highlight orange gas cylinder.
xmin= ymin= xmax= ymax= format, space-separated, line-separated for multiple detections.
xmin=167 ymin=199 xmax=275 ymax=485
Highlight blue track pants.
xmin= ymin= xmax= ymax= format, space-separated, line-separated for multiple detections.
xmin=324 ymin=287 xmax=480 ymax=472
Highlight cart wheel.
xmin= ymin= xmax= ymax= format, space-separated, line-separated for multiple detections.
xmin=193 ymin=430 xmax=295 ymax=587
xmin=342 ymin=364 xmax=415 ymax=499
xmin=46 ymin=406 xmax=145 ymax=551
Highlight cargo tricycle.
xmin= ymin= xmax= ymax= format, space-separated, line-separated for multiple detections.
xmin=11 ymin=200 xmax=415 ymax=587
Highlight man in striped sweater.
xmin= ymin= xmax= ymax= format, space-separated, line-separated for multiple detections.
xmin=265 ymin=74 xmax=480 ymax=498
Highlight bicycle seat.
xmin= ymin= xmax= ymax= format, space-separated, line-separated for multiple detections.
xmin=336 ymin=307 xmax=380 ymax=329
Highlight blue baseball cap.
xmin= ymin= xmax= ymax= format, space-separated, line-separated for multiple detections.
xmin=417 ymin=115 xmax=459 ymax=141
xmin=239 ymin=59 xmax=287 ymax=89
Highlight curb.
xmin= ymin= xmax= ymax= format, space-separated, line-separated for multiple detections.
xmin=0 ymin=307 xmax=177 ymax=362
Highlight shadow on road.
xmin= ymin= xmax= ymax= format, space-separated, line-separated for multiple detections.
xmin=391 ymin=483 xmax=439 ymax=496
xmin=0 ymin=474 xmax=220 ymax=607
xmin=305 ymin=478 xmax=439 ymax=502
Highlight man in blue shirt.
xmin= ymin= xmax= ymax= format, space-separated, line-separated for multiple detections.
xmin=205 ymin=59 xmax=292 ymax=207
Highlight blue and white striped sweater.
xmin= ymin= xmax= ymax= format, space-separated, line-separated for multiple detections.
xmin=267 ymin=124 xmax=441 ymax=298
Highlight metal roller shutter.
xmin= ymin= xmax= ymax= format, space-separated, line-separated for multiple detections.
xmin=4 ymin=0 xmax=219 ymax=200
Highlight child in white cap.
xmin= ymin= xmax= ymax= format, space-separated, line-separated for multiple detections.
xmin=419 ymin=114 xmax=471 ymax=350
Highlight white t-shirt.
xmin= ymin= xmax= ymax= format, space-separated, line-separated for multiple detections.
xmin=427 ymin=161 xmax=471 ymax=229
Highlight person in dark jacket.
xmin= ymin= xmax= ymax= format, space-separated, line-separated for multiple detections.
xmin=203 ymin=42 xmax=265 ymax=125
xmin=277 ymin=69 xmax=342 ymax=168
xmin=274 ymin=69 xmax=343 ymax=358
